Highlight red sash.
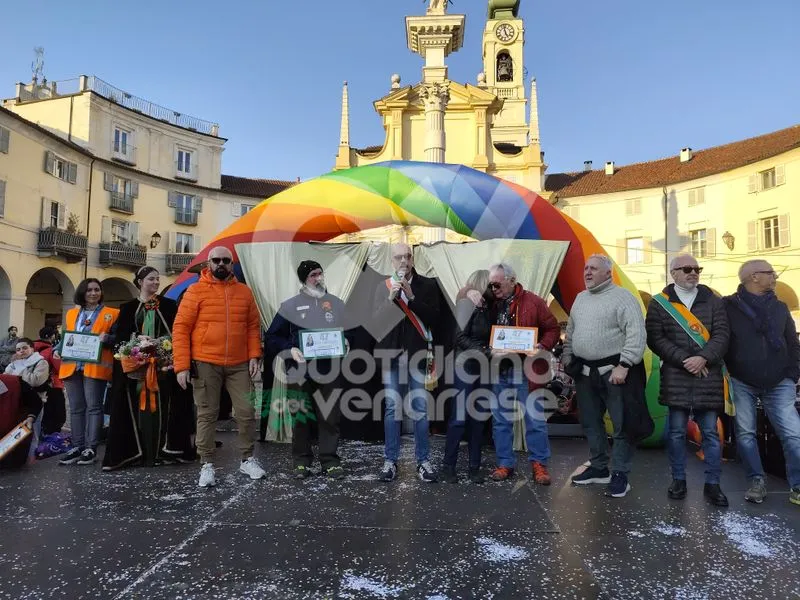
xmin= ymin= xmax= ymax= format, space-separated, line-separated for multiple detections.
xmin=385 ymin=279 xmax=436 ymax=389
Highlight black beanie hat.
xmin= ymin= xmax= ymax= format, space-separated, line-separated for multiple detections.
xmin=297 ymin=260 xmax=323 ymax=283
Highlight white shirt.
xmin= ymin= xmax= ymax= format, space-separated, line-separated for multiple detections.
xmin=674 ymin=284 xmax=698 ymax=310
xmin=400 ymin=275 xmax=413 ymax=304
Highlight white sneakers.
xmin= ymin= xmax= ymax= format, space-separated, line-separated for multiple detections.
xmin=239 ymin=457 xmax=266 ymax=480
xmin=199 ymin=457 xmax=266 ymax=487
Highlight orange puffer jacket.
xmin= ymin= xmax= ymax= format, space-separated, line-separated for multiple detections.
xmin=172 ymin=268 xmax=262 ymax=372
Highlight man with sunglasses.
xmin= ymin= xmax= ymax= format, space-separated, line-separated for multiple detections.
xmin=724 ymin=260 xmax=800 ymax=507
xmin=173 ymin=246 xmax=265 ymax=488
xmin=645 ymin=254 xmax=730 ymax=507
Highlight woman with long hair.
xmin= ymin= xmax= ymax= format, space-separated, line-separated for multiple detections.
xmin=57 ymin=278 xmax=119 ymax=466
xmin=102 ymin=266 xmax=194 ymax=470
xmin=442 ymin=269 xmax=494 ymax=483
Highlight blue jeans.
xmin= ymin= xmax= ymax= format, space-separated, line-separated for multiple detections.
xmin=731 ymin=377 xmax=800 ymax=488
xmin=383 ymin=362 xmax=429 ymax=464
xmin=667 ymin=408 xmax=721 ymax=484
xmin=63 ymin=372 xmax=108 ymax=451
xmin=491 ymin=369 xmax=550 ymax=468
xmin=443 ymin=370 xmax=489 ymax=469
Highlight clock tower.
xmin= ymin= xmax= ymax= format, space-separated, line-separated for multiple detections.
xmin=483 ymin=0 xmax=527 ymax=146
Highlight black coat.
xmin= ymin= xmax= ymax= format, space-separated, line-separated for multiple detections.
xmin=102 ymin=297 xmax=194 ymax=470
xmin=645 ymin=285 xmax=729 ymax=411
xmin=455 ymin=299 xmax=494 ymax=374
xmin=370 ymin=271 xmax=440 ymax=356
xmin=724 ymin=291 xmax=800 ymax=389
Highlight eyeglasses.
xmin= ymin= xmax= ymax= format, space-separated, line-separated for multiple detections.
xmin=488 ymin=282 xmax=503 ymax=290
xmin=673 ymin=266 xmax=703 ymax=274
xmin=210 ymin=257 xmax=232 ymax=265
xmin=393 ymin=254 xmax=413 ymax=261
xmin=754 ymin=270 xmax=778 ymax=278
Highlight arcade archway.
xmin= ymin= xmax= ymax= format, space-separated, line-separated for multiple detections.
xmin=25 ymin=268 xmax=75 ymax=338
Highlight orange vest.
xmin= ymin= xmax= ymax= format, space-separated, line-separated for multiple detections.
xmin=59 ymin=305 xmax=119 ymax=382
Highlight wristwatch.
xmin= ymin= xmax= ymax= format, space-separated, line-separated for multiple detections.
xmin=618 ymin=360 xmax=632 ymax=369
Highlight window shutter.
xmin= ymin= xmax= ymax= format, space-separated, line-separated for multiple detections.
xmin=643 ymin=236 xmax=653 ymax=264
xmin=103 ymin=172 xmax=114 ymax=191
xmin=775 ymin=165 xmax=786 ymax=186
xmin=168 ymin=191 xmax=177 ymax=208
xmin=192 ymin=235 xmax=202 ymax=254
xmin=746 ymin=220 xmax=757 ymax=252
xmin=0 ymin=180 xmax=5 ymax=218
xmin=688 ymin=189 xmax=696 ymax=207
xmin=130 ymin=222 xmax=140 ymax=246
xmin=748 ymin=174 xmax=758 ymax=194
xmin=101 ymin=215 xmax=112 ymax=243
xmin=778 ymin=214 xmax=790 ymax=247
xmin=231 ymin=202 xmax=241 ymax=217
xmin=57 ymin=203 xmax=66 ymax=229
xmin=705 ymin=228 xmax=716 ymax=258
xmin=0 ymin=127 xmax=9 ymax=153
xmin=193 ymin=196 xmax=203 ymax=212
xmin=697 ymin=187 xmax=705 ymax=204
xmin=40 ymin=197 xmax=49 ymax=228
xmin=44 ymin=151 xmax=55 ymax=175
xmin=67 ymin=162 xmax=78 ymax=184
xmin=616 ymin=239 xmax=626 ymax=264
xmin=130 ymin=181 xmax=139 ymax=198
xmin=167 ymin=231 xmax=176 ymax=253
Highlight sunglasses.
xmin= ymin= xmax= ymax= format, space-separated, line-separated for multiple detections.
xmin=210 ymin=257 xmax=232 ymax=265
xmin=754 ymin=270 xmax=778 ymax=277
xmin=488 ymin=282 xmax=503 ymax=290
xmin=674 ymin=266 xmax=703 ymax=274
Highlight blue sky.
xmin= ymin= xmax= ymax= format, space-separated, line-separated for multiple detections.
xmin=2 ymin=0 xmax=798 ymax=182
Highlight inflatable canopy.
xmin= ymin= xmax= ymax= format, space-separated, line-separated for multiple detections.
xmin=166 ymin=161 xmax=665 ymax=444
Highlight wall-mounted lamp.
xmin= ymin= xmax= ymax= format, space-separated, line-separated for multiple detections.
xmin=150 ymin=232 xmax=162 ymax=249
xmin=722 ymin=231 xmax=735 ymax=251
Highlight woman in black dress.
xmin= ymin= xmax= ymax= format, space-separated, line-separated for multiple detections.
xmin=102 ymin=267 xmax=195 ymax=470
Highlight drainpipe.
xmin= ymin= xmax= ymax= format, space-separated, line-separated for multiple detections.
xmin=84 ymin=158 xmax=95 ymax=279
xmin=68 ymin=96 xmax=74 ymax=143
xmin=662 ymin=186 xmax=669 ymax=286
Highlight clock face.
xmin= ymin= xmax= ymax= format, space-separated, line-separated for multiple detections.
xmin=495 ymin=23 xmax=515 ymax=43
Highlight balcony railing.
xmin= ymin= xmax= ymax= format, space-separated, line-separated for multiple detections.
xmin=165 ymin=253 xmax=197 ymax=274
xmin=175 ymin=209 xmax=198 ymax=226
xmin=109 ymin=192 xmax=134 ymax=214
xmin=37 ymin=228 xmax=88 ymax=262
xmin=111 ymin=141 xmax=137 ymax=165
xmin=99 ymin=242 xmax=147 ymax=268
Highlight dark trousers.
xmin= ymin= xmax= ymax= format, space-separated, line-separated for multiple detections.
xmin=41 ymin=387 xmax=66 ymax=436
xmin=292 ymin=378 xmax=341 ymax=469
xmin=443 ymin=372 xmax=488 ymax=470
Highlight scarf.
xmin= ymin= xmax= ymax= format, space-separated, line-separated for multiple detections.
xmin=6 ymin=352 xmax=45 ymax=376
xmin=498 ymin=283 xmax=525 ymax=326
xmin=137 ymin=297 xmax=162 ymax=413
xmin=735 ymin=284 xmax=785 ymax=351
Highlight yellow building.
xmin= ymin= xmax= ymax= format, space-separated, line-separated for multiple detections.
xmin=0 ymin=76 xmax=293 ymax=337
xmin=544 ymin=126 xmax=800 ymax=323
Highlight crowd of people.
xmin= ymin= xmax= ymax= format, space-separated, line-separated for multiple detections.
xmin=1 ymin=244 xmax=798 ymax=508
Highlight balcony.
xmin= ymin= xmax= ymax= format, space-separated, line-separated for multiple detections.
xmin=37 ymin=228 xmax=88 ymax=263
xmin=111 ymin=141 xmax=136 ymax=165
xmin=99 ymin=242 xmax=147 ymax=268
xmin=109 ymin=191 xmax=135 ymax=214
xmin=165 ymin=253 xmax=197 ymax=274
xmin=174 ymin=209 xmax=198 ymax=226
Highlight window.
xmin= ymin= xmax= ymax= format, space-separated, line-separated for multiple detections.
xmin=44 ymin=151 xmax=77 ymax=183
xmin=0 ymin=180 xmax=5 ymax=218
xmin=112 ymin=126 xmax=135 ymax=162
xmin=175 ymin=232 xmax=193 ymax=253
xmin=40 ymin=198 xmax=65 ymax=229
xmin=690 ymin=229 xmax=707 ymax=257
xmin=111 ymin=219 xmax=129 ymax=244
xmin=0 ymin=126 xmax=9 ymax=153
xmin=241 ymin=204 xmax=256 ymax=216
xmin=626 ymin=237 xmax=644 ymax=264
xmin=176 ymin=148 xmax=194 ymax=179
xmin=625 ymin=198 xmax=642 ymax=216
xmin=687 ymin=187 xmax=705 ymax=207
xmin=749 ymin=166 xmax=785 ymax=193
xmin=750 ymin=215 xmax=790 ymax=251
xmin=169 ymin=192 xmax=201 ymax=225
xmin=762 ymin=216 xmax=780 ymax=249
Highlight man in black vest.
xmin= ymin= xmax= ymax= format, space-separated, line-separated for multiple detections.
xmin=371 ymin=243 xmax=440 ymax=483
xmin=266 ymin=260 xmax=351 ymax=480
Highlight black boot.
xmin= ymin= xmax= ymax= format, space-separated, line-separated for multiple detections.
xmin=441 ymin=465 xmax=458 ymax=484
xmin=468 ymin=468 xmax=485 ymax=484
xmin=704 ymin=483 xmax=729 ymax=507
xmin=668 ymin=479 xmax=687 ymax=500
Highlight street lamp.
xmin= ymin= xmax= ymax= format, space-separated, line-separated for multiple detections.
xmin=722 ymin=231 xmax=735 ymax=251
xmin=150 ymin=232 xmax=162 ymax=249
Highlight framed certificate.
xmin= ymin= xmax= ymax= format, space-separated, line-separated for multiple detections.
xmin=490 ymin=326 xmax=538 ymax=354
xmin=60 ymin=331 xmax=103 ymax=363
xmin=300 ymin=328 xmax=346 ymax=359
xmin=0 ymin=421 xmax=32 ymax=461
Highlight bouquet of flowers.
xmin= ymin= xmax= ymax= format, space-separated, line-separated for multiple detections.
xmin=114 ymin=334 xmax=174 ymax=379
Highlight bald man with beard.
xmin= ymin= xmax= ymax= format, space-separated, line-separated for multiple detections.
xmin=724 ymin=259 xmax=800 ymax=507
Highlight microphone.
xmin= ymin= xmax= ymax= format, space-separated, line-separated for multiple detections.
xmin=397 ymin=268 xmax=407 ymax=280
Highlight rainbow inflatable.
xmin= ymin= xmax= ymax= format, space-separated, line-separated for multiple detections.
xmin=166 ymin=161 xmax=666 ymax=444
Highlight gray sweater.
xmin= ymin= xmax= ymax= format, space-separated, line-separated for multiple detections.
xmin=563 ymin=279 xmax=647 ymax=367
